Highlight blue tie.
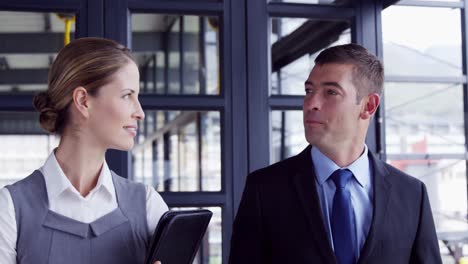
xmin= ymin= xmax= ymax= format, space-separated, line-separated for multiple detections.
xmin=331 ymin=169 xmax=356 ymax=264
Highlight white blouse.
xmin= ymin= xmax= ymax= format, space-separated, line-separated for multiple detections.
xmin=0 ymin=152 xmax=168 ymax=263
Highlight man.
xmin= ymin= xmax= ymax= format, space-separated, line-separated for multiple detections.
xmin=229 ymin=44 xmax=442 ymax=264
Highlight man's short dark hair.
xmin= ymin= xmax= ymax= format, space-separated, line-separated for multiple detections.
xmin=314 ymin=43 xmax=384 ymax=102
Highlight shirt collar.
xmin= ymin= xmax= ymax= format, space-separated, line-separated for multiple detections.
xmin=41 ymin=150 xmax=71 ymax=200
xmin=95 ymin=161 xmax=115 ymax=198
xmin=311 ymin=145 xmax=371 ymax=188
xmin=40 ymin=150 xmax=116 ymax=201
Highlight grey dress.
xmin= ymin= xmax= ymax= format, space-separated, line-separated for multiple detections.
xmin=6 ymin=170 xmax=149 ymax=264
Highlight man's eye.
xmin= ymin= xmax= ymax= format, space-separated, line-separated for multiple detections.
xmin=122 ymin=94 xmax=131 ymax=99
xmin=327 ymin=90 xmax=338 ymax=95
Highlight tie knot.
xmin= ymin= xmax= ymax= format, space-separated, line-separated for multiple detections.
xmin=331 ymin=169 xmax=353 ymax=188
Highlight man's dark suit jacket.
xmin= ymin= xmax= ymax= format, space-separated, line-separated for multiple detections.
xmin=229 ymin=145 xmax=442 ymax=264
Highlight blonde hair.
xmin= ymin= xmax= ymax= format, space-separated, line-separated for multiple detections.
xmin=33 ymin=37 xmax=136 ymax=134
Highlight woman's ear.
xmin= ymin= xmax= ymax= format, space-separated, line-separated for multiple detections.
xmin=72 ymin=87 xmax=90 ymax=119
xmin=360 ymin=93 xmax=380 ymax=120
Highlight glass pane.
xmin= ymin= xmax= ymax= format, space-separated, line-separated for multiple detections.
xmin=386 ymin=158 xmax=467 ymax=262
xmin=271 ymin=17 xmax=351 ymax=95
xmin=171 ymin=207 xmax=222 ymax=264
xmin=382 ymin=6 xmax=462 ymax=77
xmin=385 ymin=82 xmax=465 ymax=155
xmin=397 ymin=0 xmax=461 ymax=2
xmin=0 ymin=112 xmax=60 ymax=188
xmin=0 ymin=11 xmax=76 ymax=93
xmin=132 ymin=110 xmax=221 ymax=192
xmin=271 ymin=110 xmax=307 ymax=163
xmin=131 ymin=14 xmax=221 ymax=95
xmin=267 ymin=0 xmax=354 ymax=5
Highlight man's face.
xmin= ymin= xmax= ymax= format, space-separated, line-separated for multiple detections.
xmin=303 ymin=63 xmax=367 ymax=150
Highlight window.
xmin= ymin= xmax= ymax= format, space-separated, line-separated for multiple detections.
xmin=383 ymin=4 xmax=468 ymax=261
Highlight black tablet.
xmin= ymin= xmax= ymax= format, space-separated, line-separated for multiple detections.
xmin=145 ymin=209 xmax=213 ymax=264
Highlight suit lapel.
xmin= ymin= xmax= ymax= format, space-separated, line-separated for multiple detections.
xmin=292 ymin=146 xmax=336 ymax=264
xmin=358 ymin=151 xmax=393 ymax=263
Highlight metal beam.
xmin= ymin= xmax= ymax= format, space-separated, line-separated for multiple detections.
xmin=461 ymin=0 xmax=468 ymax=220
xmin=271 ymin=20 xmax=350 ymax=72
xmin=0 ymin=67 xmax=199 ymax=85
xmin=386 ymin=75 xmax=467 ymax=84
xmin=269 ymin=95 xmax=303 ymax=110
xmin=0 ymin=33 xmax=67 ymax=54
xmin=139 ymin=95 xmax=224 ymax=110
xmin=396 ymin=0 xmax=464 ymax=8
xmin=247 ymin=0 xmax=270 ymax=172
xmin=0 ymin=93 xmax=224 ymax=112
xmin=224 ymin=0 xmax=248 ymax=262
xmin=0 ymin=94 xmax=35 ymax=111
xmin=0 ymin=32 xmax=199 ymax=53
xmin=0 ymin=0 xmax=80 ymax=12
xmin=128 ymin=1 xmax=223 ymax=15
xmin=268 ymin=3 xmax=355 ymax=20
xmin=82 ymin=0 xmax=104 ymax=37
xmin=386 ymin=153 xmax=467 ymax=160
xmin=0 ymin=69 xmax=48 ymax=85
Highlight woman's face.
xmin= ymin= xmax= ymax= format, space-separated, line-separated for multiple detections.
xmin=87 ymin=61 xmax=145 ymax=151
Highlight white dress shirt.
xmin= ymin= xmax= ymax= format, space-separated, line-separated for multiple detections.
xmin=0 ymin=151 xmax=168 ymax=263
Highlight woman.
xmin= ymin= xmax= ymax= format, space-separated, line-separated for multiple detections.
xmin=0 ymin=37 xmax=167 ymax=263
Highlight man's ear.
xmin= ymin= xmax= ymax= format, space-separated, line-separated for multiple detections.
xmin=360 ymin=93 xmax=380 ymax=120
xmin=72 ymin=87 xmax=90 ymax=119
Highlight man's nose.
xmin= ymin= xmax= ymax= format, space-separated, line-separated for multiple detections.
xmin=303 ymin=93 xmax=321 ymax=111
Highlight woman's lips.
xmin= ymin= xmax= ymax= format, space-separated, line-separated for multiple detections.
xmin=123 ymin=126 xmax=137 ymax=136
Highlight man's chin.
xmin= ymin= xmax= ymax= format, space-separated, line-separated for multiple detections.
xmin=305 ymin=134 xmax=323 ymax=146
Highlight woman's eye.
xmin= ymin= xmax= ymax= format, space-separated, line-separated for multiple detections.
xmin=123 ymin=94 xmax=131 ymax=99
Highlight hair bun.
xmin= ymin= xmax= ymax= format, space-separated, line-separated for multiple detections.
xmin=33 ymin=92 xmax=58 ymax=133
